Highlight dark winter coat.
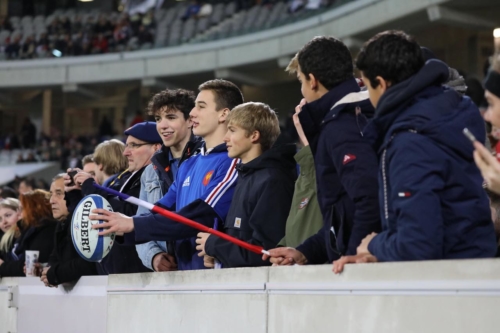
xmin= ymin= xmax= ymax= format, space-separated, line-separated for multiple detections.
xmin=365 ymin=59 xmax=497 ymax=261
xmin=46 ymin=214 xmax=98 ymax=285
xmin=0 ymin=218 xmax=57 ymax=277
xmin=205 ymin=144 xmax=296 ymax=268
xmin=295 ymin=78 xmax=381 ymax=263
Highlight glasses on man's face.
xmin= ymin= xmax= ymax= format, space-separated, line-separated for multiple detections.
xmin=124 ymin=142 xmax=151 ymax=150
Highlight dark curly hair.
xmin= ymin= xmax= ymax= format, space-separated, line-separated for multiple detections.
xmin=146 ymin=89 xmax=196 ymax=120
xmin=297 ymin=36 xmax=354 ymax=90
xmin=356 ymin=30 xmax=424 ymax=89
xmin=198 ymin=79 xmax=244 ymax=111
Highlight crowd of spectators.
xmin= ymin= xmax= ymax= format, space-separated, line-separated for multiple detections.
xmin=2 ymin=128 xmax=99 ymax=171
xmin=0 ymin=31 xmax=499 ymax=296
xmin=0 ymin=114 xmax=139 ymax=171
xmin=0 ymin=0 xmax=347 ymax=60
xmin=1 ymin=11 xmax=156 ymax=60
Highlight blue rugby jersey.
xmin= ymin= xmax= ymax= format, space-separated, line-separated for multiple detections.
xmin=133 ymin=143 xmax=238 ymax=270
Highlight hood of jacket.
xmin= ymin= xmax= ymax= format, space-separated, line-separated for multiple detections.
xmin=365 ymin=59 xmax=484 ymax=160
xmin=236 ymin=143 xmax=297 ymax=178
xmin=326 ymin=90 xmax=374 ymax=122
xmin=299 ymin=78 xmax=361 ymax=137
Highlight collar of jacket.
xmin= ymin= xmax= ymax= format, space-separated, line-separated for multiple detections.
xmin=235 ymin=143 xmax=297 ymax=176
xmin=299 ymin=78 xmax=360 ymax=140
xmin=151 ymin=133 xmax=203 ymax=171
xmin=108 ymin=170 xmax=131 ymax=188
xmin=325 ymin=90 xmax=373 ymax=122
xmin=121 ymin=165 xmax=147 ymax=191
xmin=364 ymin=59 xmax=449 ymax=152
xmin=198 ymin=142 xmax=228 ymax=155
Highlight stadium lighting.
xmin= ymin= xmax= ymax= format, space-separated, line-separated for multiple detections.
xmin=494 ymin=28 xmax=500 ymax=39
xmin=78 ymin=0 xmax=94 ymax=2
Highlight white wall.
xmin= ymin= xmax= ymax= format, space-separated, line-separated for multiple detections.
xmin=0 ymin=276 xmax=108 ymax=333
xmin=2 ymin=259 xmax=499 ymax=333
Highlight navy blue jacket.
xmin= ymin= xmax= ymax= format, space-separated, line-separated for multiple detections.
xmin=296 ymin=78 xmax=381 ymax=263
xmin=205 ymin=144 xmax=296 ymax=268
xmin=150 ymin=134 xmax=203 ymax=195
xmin=365 ymin=59 xmax=497 ymax=261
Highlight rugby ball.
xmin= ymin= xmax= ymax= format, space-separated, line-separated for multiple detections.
xmin=71 ymin=194 xmax=116 ymax=262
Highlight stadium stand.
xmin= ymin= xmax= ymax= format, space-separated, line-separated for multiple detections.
xmin=0 ymin=0 xmax=347 ymax=59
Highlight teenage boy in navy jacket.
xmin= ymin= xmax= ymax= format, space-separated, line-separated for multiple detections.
xmin=195 ymin=102 xmax=296 ymax=268
xmin=333 ymin=30 xmax=496 ymax=273
xmin=135 ymin=89 xmax=203 ymax=272
xmin=264 ymin=36 xmax=381 ymax=266
xmin=91 ymin=79 xmax=244 ymax=270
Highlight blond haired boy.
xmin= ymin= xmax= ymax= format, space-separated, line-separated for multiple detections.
xmin=196 ymin=102 xmax=296 ymax=268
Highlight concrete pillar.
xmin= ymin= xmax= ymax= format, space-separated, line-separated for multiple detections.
xmin=0 ymin=0 xmax=8 ymax=17
xmin=115 ymin=107 xmax=124 ymax=134
xmin=42 ymin=89 xmax=52 ymax=135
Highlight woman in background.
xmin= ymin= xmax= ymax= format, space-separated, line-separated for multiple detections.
xmin=0 ymin=198 xmax=22 ymax=260
xmin=0 ymin=190 xmax=57 ymax=277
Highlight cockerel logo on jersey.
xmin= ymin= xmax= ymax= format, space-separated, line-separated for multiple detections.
xmin=203 ymin=170 xmax=214 ymax=186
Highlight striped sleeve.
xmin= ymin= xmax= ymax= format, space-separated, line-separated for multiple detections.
xmin=201 ymin=157 xmax=239 ymax=220
xmin=205 ymin=158 xmax=238 ymax=207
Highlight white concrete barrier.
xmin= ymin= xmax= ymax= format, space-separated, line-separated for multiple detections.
xmin=0 ymin=276 xmax=108 ymax=333
xmin=1 ymin=259 xmax=500 ymax=333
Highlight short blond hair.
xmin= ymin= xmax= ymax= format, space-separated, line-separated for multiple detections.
xmin=285 ymin=54 xmax=299 ymax=74
xmin=93 ymin=139 xmax=128 ymax=176
xmin=227 ymin=102 xmax=280 ymax=151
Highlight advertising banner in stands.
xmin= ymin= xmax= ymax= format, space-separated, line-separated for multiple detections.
xmin=121 ymin=0 xmax=165 ymax=15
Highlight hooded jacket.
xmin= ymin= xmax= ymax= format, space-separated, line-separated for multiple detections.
xmin=133 ymin=143 xmax=238 ymax=270
xmin=295 ymin=78 xmax=381 ymax=263
xmin=149 ymin=135 xmax=204 ymax=195
xmin=365 ymin=59 xmax=497 ymax=261
xmin=204 ymin=144 xmax=296 ymax=268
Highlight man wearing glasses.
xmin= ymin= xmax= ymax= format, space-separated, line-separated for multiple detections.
xmin=67 ymin=121 xmax=162 ymax=274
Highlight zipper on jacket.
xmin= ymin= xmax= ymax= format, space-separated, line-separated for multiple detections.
xmin=355 ymin=107 xmax=364 ymax=137
xmin=382 ymin=129 xmax=417 ymax=221
xmin=382 ymin=148 xmax=389 ymax=220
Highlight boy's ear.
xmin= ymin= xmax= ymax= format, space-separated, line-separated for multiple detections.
xmin=219 ymin=108 xmax=230 ymax=123
xmin=308 ymin=73 xmax=318 ymax=91
xmin=376 ymin=76 xmax=390 ymax=92
xmin=250 ymin=130 xmax=260 ymax=144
